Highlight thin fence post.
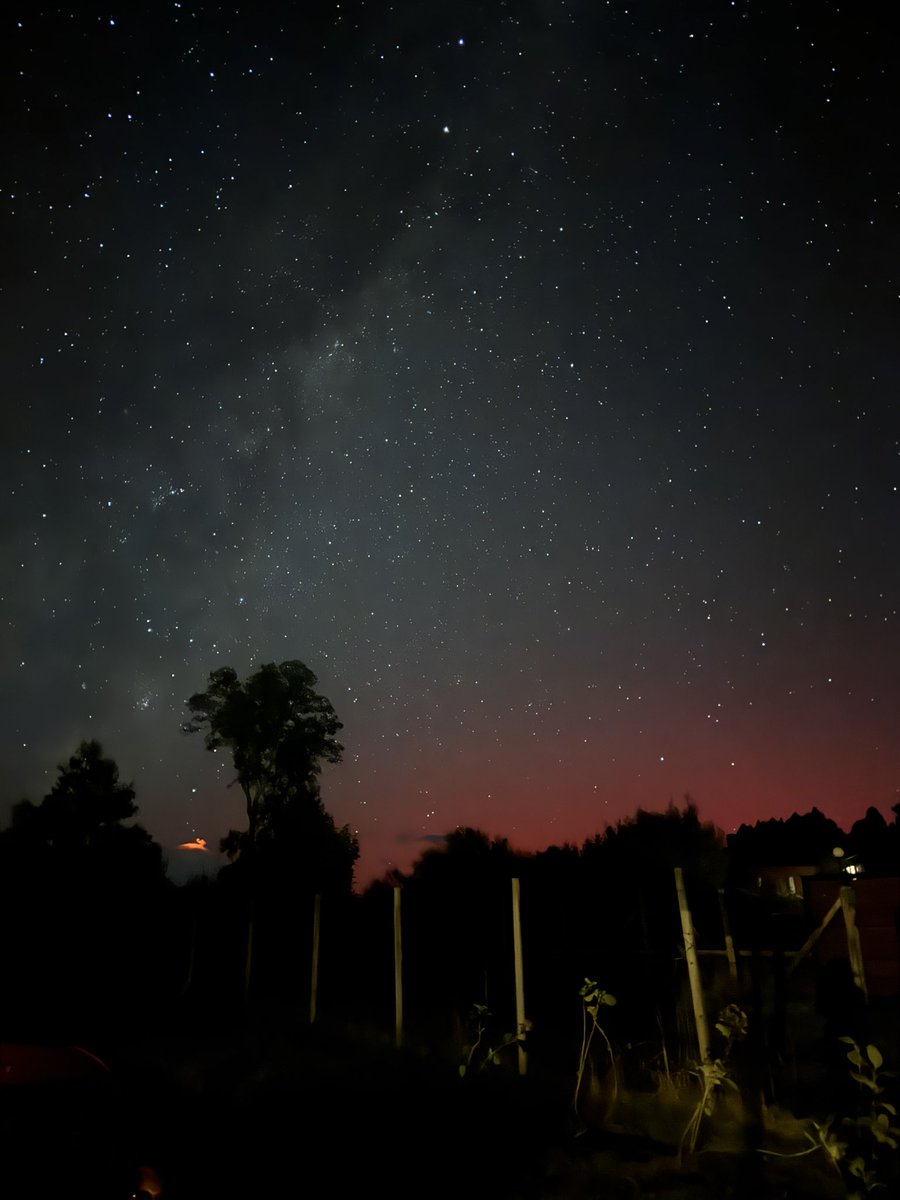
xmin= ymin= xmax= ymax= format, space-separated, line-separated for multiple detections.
xmin=393 ymin=886 xmax=404 ymax=1047
xmin=511 ymin=877 xmax=527 ymax=1076
xmin=674 ymin=867 xmax=711 ymax=1063
xmin=309 ymin=893 xmax=321 ymax=1025
xmin=717 ymin=888 xmax=738 ymax=983
xmin=840 ymin=885 xmax=868 ymax=1001
xmin=181 ymin=905 xmax=198 ymax=998
xmin=243 ymin=902 xmax=254 ymax=1007
xmin=786 ymin=893 xmax=842 ymax=976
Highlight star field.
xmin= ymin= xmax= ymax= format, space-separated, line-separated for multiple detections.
xmin=2 ymin=2 xmax=898 ymax=885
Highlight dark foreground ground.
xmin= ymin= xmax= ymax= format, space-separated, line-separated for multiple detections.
xmin=114 ymin=1023 xmax=569 ymax=1199
xmin=4 ymin=989 xmax=896 ymax=1199
xmin=101 ymin=1000 xmax=896 ymax=1200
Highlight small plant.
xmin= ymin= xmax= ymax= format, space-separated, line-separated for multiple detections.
xmin=833 ymin=1039 xmax=899 ymax=1197
xmin=761 ymin=1039 xmax=899 ymax=1198
xmin=715 ymin=1002 xmax=748 ymax=1043
xmin=573 ymin=978 xmax=617 ymax=1119
xmin=679 ymin=1003 xmax=747 ymax=1159
xmin=458 ymin=1003 xmax=525 ymax=1077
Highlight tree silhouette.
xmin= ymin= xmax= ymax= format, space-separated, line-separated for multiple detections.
xmin=849 ymin=805 xmax=898 ymax=875
xmin=8 ymin=740 xmax=163 ymax=884
xmin=183 ymin=660 xmax=357 ymax=890
xmin=13 ymin=739 xmax=137 ymax=844
xmin=0 ymin=741 xmax=167 ymax=1036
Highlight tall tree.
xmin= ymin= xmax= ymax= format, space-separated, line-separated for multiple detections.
xmin=183 ymin=660 xmax=357 ymax=888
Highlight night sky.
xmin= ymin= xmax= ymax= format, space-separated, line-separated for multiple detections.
xmin=3 ymin=2 xmax=898 ymax=888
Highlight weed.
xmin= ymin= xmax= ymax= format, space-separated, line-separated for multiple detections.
xmin=761 ymin=1039 xmax=899 ymax=1198
xmin=832 ymin=1039 xmax=899 ymax=1197
xmin=679 ymin=1003 xmax=747 ymax=1159
xmin=458 ymin=1003 xmax=525 ymax=1077
xmin=573 ymin=978 xmax=617 ymax=1119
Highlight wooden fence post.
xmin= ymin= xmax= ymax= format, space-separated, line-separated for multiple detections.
xmin=309 ymin=894 xmax=321 ymax=1025
xmin=840 ymin=885 xmax=868 ymax=1001
xmin=786 ymin=893 xmax=842 ymax=976
xmin=717 ymin=888 xmax=738 ymax=982
xmin=511 ymin=877 xmax=527 ymax=1076
xmin=393 ymin=886 xmax=404 ymax=1047
xmin=181 ymin=906 xmax=198 ymax=998
xmin=674 ymin=867 xmax=711 ymax=1063
xmin=243 ymin=901 xmax=254 ymax=1006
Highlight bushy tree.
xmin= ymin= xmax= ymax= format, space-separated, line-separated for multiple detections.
xmin=0 ymin=741 xmax=167 ymax=1036
xmin=183 ymin=660 xmax=357 ymax=891
xmin=849 ymin=805 xmax=899 ymax=875
xmin=7 ymin=739 xmax=163 ymax=883
xmin=14 ymin=739 xmax=132 ymax=832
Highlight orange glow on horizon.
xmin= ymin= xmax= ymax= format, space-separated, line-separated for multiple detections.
xmin=176 ymin=836 xmax=208 ymax=852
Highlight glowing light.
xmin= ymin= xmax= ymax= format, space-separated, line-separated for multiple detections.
xmin=177 ymin=836 xmax=208 ymax=851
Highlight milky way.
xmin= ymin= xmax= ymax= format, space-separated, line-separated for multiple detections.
xmin=3 ymin=2 xmax=898 ymax=885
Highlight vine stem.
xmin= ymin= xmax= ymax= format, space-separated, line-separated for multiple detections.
xmin=573 ymin=1004 xmax=595 ymax=1115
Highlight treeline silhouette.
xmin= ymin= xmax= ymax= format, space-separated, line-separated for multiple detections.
xmin=2 ymin=730 xmax=897 ymax=1057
